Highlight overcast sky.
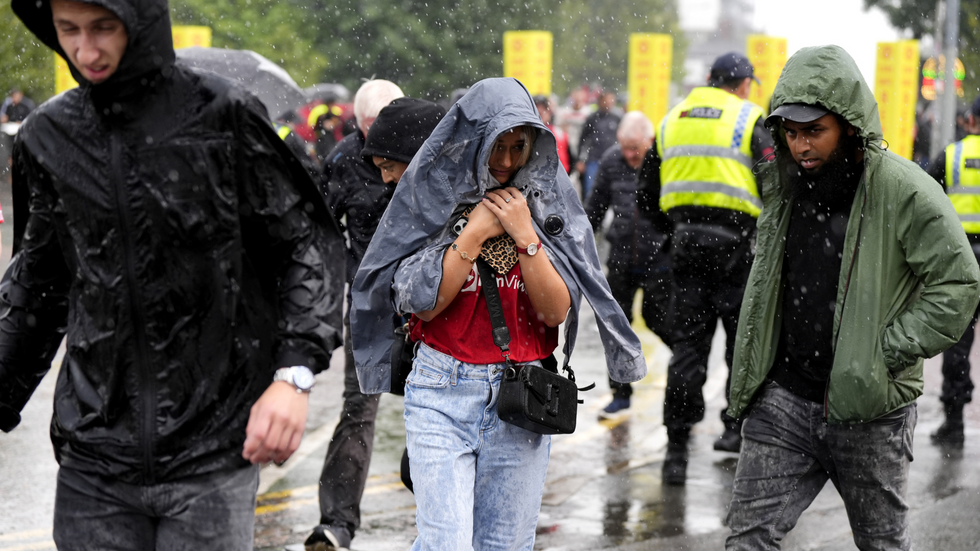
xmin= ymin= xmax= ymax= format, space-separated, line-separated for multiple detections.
xmin=752 ymin=0 xmax=904 ymax=84
xmin=680 ymin=0 xmax=906 ymax=85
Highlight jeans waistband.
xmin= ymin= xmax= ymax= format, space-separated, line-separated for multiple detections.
xmin=415 ymin=343 xmax=544 ymax=380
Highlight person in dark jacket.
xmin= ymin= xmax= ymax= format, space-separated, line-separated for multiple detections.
xmin=586 ymin=111 xmax=671 ymax=418
xmin=924 ymin=94 xmax=980 ymax=447
xmin=577 ymin=89 xmax=622 ymax=200
xmin=638 ymin=52 xmax=775 ymax=485
xmin=304 ymin=79 xmax=406 ymax=551
xmin=1 ymin=0 xmax=344 ymax=548
xmin=309 ymin=103 xmax=344 ymax=166
xmin=275 ymin=113 xmax=320 ymax=182
xmin=0 ymin=88 xmax=35 ymax=123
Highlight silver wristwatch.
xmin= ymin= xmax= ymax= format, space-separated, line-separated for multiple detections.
xmin=273 ymin=366 xmax=316 ymax=393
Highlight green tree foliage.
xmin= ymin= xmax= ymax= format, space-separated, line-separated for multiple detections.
xmin=865 ymin=0 xmax=980 ymax=97
xmin=0 ymin=3 xmax=55 ymax=104
xmin=171 ymin=0 xmax=328 ymax=88
xmin=289 ymin=0 xmax=684 ymax=100
xmin=551 ymin=0 xmax=686 ymax=97
xmin=290 ymin=0 xmax=564 ymax=100
xmin=1 ymin=0 xmax=685 ymax=106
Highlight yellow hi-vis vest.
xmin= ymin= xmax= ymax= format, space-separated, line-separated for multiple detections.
xmin=656 ymin=86 xmax=765 ymax=218
xmin=275 ymin=123 xmax=293 ymax=141
xmin=945 ymin=135 xmax=980 ymax=234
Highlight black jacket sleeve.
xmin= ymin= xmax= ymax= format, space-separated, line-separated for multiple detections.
xmin=585 ymin=154 xmax=614 ymax=233
xmin=750 ymin=116 xmax=775 ymax=165
xmin=926 ymin=149 xmax=947 ymax=189
xmin=750 ymin=117 xmax=775 ymax=203
xmin=0 ymin=140 xmax=71 ymax=432
xmin=637 ymin=144 xmax=673 ymax=236
xmin=236 ymin=101 xmax=344 ymax=374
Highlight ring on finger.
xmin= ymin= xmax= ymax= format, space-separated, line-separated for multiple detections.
xmin=504 ymin=197 xmax=512 ymax=203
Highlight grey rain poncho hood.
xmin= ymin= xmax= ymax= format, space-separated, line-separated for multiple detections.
xmin=350 ymin=78 xmax=647 ymax=393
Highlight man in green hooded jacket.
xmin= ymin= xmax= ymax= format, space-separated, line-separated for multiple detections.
xmin=725 ymin=45 xmax=980 ymax=550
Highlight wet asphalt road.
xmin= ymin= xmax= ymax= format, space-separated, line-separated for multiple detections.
xmin=1 ymin=169 xmax=980 ymax=550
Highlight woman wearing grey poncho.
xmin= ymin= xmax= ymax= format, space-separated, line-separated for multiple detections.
xmin=350 ymin=78 xmax=646 ymax=549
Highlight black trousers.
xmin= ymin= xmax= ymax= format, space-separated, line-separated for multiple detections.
xmin=939 ymin=249 xmax=980 ymax=407
xmin=663 ymin=223 xmax=753 ymax=435
xmin=606 ymin=261 xmax=672 ymax=400
xmin=316 ymin=314 xmax=381 ymax=535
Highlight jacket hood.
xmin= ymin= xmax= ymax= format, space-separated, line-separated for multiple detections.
xmin=769 ymin=45 xmax=882 ymax=147
xmin=350 ymin=77 xmax=646 ymax=393
xmin=13 ymin=0 xmax=175 ymax=106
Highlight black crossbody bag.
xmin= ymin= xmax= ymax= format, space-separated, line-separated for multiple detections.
xmin=477 ymin=259 xmax=592 ymax=435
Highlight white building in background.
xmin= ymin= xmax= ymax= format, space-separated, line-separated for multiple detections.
xmin=677 ymin=0 xmax=756 ymax=94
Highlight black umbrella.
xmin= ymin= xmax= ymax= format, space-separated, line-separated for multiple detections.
xmin=176 ymin=47 xmax=307 ymax=119
xmin=304 ymin=83 xmax=350 ymax=103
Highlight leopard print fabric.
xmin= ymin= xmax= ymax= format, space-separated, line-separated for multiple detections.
xmin=481 ymin=234 xmax=518 ymax=274
xmin=460 ymin=205 xmax=518 ymax=274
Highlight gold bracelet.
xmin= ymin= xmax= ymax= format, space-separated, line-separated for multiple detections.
xmin=451 ymin=243 xmax=478 ymax=263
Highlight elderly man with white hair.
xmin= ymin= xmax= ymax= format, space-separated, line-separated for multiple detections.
xmin=305 ymin=78 xmax=403 ymax=551
xmin=585 ymin=111 xmax=672 ymax=419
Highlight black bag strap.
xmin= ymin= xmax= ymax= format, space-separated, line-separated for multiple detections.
xmin=476 ymin=258 xmax=511 ymax=361
xmin=475 ymin=258 xmax=590 ymax=393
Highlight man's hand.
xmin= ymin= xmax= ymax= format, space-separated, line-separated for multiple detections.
xmin=242 ymin=381 xmax=309 ymax=465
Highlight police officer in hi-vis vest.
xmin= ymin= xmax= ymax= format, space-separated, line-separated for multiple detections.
xmin=926 ymin=94 xmax=980 ymax=448
xmin=637 ymin=52 xmax=774 ymax=485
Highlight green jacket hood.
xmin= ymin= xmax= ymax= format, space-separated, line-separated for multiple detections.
xmin=770 ymin=45 xmax=882 ymax=147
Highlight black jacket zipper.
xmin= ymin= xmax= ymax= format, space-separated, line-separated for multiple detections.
xmin=111 ymin=132 xmax=156 ymax=483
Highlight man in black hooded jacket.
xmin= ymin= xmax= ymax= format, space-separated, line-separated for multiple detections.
xmin=1 ymin=0 xmax=344 ymax=547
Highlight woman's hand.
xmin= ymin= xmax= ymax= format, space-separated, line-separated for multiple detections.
xmin=465 ymin=201 xmax=506 ymax=241
xmin=482 ymin=187 xmax=536 ymax=246
xmin=484 ymin=187 xmax=569 ymax=326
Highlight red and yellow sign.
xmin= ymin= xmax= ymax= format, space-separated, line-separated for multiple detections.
xmin=627 ymin=33 xmax=672 ymax=126
xmin=502 ymin=31 xmax=553 ymax=96
xmin=875 ymin=40 xmax=919 ymax=160
xmin=920 ymin=55 xmax=965 ymax=100
xmin=55 ymin=25 xmax=213 ymax=94
xmin=746 ymin=34 xmax=787 ymax=113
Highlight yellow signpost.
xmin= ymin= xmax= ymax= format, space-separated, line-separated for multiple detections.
xmin=627 ymin=33 xmax=673 ymax=127
xmin=502 ymin=31 xmax=553 ymax=96
xmin=875 ymin=40 xmax=919 ymax=160
xmin=55 ymin=25 xmax=213 ymax=94
xmin=172 ymin=25 xmax=212 ymax=50
xmin=746 ymin=34 xmax=787 ymax=113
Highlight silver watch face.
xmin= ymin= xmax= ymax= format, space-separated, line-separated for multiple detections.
xmin=291 ymin=367 xmax=316 ymax=391
xmin=526 ymin=242 xmax=539 ymax=256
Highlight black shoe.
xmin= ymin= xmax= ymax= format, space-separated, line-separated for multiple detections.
xmin=304 ymin=524 xmax=351 ymax=551
xmin=931 ymin=403 xmax=965 ymax=447
xmin=662 ymin=442 xmax=688 ymax=486
xmin=713 ymin=427 xmax=742 ymax=453
xmin=931 ymin=420 xmax=965 ymax=447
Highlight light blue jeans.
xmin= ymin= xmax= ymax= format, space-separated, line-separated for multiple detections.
xmin=405 ymin=343 xmax=551 ymax=551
